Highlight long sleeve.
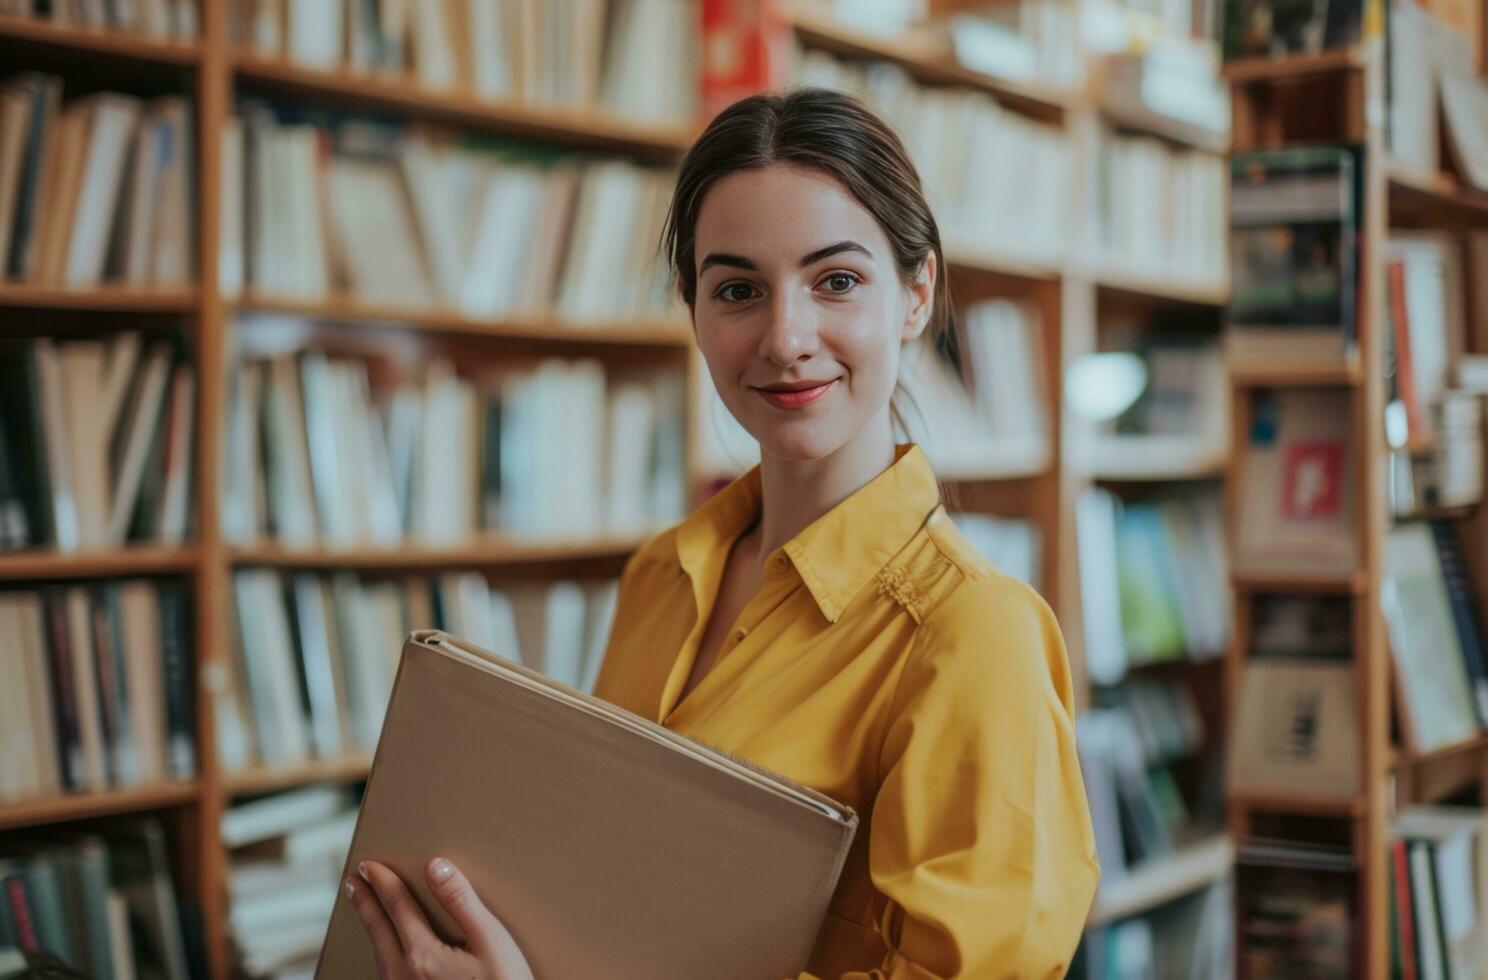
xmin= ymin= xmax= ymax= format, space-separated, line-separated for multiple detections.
xmin=799 ymin=576 xmax=1100 ymax=979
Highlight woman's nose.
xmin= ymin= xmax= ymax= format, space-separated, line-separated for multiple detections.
xmin=757 ymin=289 xmax=818 ymax=366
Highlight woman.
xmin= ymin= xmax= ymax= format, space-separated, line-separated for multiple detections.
xmin=345 ymin=87 xmax=1099 ymax=979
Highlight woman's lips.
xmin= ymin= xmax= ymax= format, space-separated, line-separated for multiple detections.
xmin=755 ymin=379 xmax=837 ymax=409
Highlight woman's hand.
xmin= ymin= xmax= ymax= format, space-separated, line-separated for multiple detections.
xmin=345 ymin=856 xmax=535 ymax=980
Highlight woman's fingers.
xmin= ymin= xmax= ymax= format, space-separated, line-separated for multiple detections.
xmin=344 ymin=875 xmax=403 ymax=979
xmin=360 ymin=860 xmax=439 ymax=955
xmin=425 ymin=856 xmax=500 ymax=954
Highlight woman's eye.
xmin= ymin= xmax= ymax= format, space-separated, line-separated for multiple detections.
xmin=717 ymin=282 xmax=758 ymax=303
xmin=821 ymin=272 xmax=860 ymax=294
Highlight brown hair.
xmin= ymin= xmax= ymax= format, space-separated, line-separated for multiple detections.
xmin=659 ymin=86 xmax=956 ymax=465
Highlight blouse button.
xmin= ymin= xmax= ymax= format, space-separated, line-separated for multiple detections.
xmin=773 ymin=555 xmax=789 ymax=571
xmin=733 ymin=627 xmax=748 ymax=640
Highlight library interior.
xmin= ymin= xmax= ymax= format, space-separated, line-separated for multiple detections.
xmin=1 ymin=0 xmax=1487 ymax=977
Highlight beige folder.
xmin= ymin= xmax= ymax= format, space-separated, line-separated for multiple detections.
xmin=315 ymin=630 xmax=858 ymax=979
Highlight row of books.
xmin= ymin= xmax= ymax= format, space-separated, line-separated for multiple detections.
xmin=1097 ymin=131 xmax=1226 ymax=284
xmin=223 ymin=348 xmax=685 ymax=547
xmin=1077 ymin=488 xmax=1229 ymax=686
xmin=0 ymin=334 xmax=196 ymax=553
xmin=220 ymin=570 xmax=618 ymax=771
xmin=1389 ymin=0 xmax=1488 ymax=193
xmin=0 ymin=74 xmax=193 ymax=288
xmin=1079 ymin=679 xmax=1211 ymax=880
xmin=1390 ymin=391 xmax=1484 ymax=517
xmin=1390 ymin=806 xmax=1488 ymax=980
xmin=0 ymin=819 xmax=193 ymax=980
xmin=1228 ymin=595 xmax=1357 ymax=804
xmin=896 ymin=299 xmax=1050 ymax=479
xmin=222 ymin=785 xmax=359 ymax=978
xmin=0 ymin=581 xmax=194 ymax=803
xmin=1075 ymin=880 xmax=1232 ymax=980
xmin=0 ymin=0 xmax=197 ymax=38
xmin=1383 ymin=520 xmax=1488 ymax=756
xmin=1236 ymin=839 xmax=1354 ymax=979
xmin=1070 ymin=330 xmax=1228 ymax=473
xmin=935 ymin=0 xmax=1080 ymax=89
xmin=795 ymin=47 xmax=1071 ymax=265
xmin=221 ymin=107 xmax=678 ymax=321
xmin=231 ymin=0 xmax=697 ymax=126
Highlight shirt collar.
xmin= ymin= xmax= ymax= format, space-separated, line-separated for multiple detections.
xmin=673 ymin=442 xmax=941 ymax=624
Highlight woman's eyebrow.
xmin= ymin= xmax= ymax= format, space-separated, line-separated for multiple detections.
xmin=699 ymin=240 xmax=873 ymax=274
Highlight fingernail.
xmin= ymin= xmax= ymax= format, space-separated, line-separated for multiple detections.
xmin=344 ymin=878 xmax=356 ymax=899
xmin=430 ymin=857 xmax=453 ymax=882
xmin=357 ymin=861 xmax=370 ymax=882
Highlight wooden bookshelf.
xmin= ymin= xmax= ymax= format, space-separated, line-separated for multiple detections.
xmin=228 ymin=536 xmax=647 ymax=571
xmin=1228 ymin=358 xmax=1364 ymax=387
xmin=0 ymin=284 xmax=200 ymax=313
xmin=1088 ymin=833 xmax=1234 ymax=926
xmin=224 ymin=755 xmax=372 ymax=798
xmin=0 ymin=782 xmax=200 ymax=832
xmin=0 ymin=4 xmax=1245 ymax=977
xmin=232 ymin=53 xmax=698 ymax=158
xmin=778 ymin=0 xmax=1073 ymax=121
xmin=0 ymin=546 xmax=201 ymax=580
xmin=0 ymin=15 xmax=202 ymax=65
xmin=1222 ymin=47 xmax=1367 ymax=83
xmin=232 ymin=294 xmax=693 ymax=348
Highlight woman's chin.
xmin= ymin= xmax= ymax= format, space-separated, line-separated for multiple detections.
xmin=751 ymin=421 xmax=848 ymax=463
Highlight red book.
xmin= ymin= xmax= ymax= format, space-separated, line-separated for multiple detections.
xmin=1393 ymin=839 xmax=1418 ymax=980
xmin=701 ymin=0 xmax=794 ymax=119
xmin=3 ymin=873 xmax=39 ymax=953
xmin=1386 ymin=259 xmax=1426 ymax=443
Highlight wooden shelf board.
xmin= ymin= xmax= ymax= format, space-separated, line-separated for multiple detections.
xmin=1228 ymin=791 xmax=1365 ymax=817
xmin=232 ymin=294 xmax=692 ymax=348
xmin=0 ymin=16 xmax=201 ymax=64
xmin=1086 ymin=262 xmax=1230 ymax=306
xmin=1222 ymin=48 xmax=1367 ymax=84
xmin=0 ymin=284 xmax=199 ymax=313
xmin=0 ymin=545 xmax=200 ymax=580
xmin=781 ymin=0 xmax=1072 ymax=120
xmin=224 ymin=755 xmax=372 ymax=797
xmin=1228 ymin=358 xmax=1362 ymax=387
xmin=1088 ymin=834 xmax=1234 ymax=926
xmin=1387 ymin=162 xmax=1488 ymax=229
xmin=1232 ymin=569 xmax=1366 ymax=595
xmin=1077 ymin=438 xmax=1229 ymax=482
xmin=232 ymin=54 xmax=697 ymax=157
xmin=0 ymin=782 xmax=200 ymax=831
xmin=229 ymin=535 xmax=646 ymax=571
xmin=1393 ymin=734 xmax=1488 ymax=772
xmin=944 ymin=243 xmax=1063 ymax=282
xmin=1097 ymin=92 xmax=1230 ymax=154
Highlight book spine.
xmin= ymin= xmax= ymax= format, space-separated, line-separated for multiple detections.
xmin=2 ymin=872 xmax=39 ymax=953
xmin=158 ymin=582 xmax=195 ymax=778
xmin=42 ymin=588 xmax=84 ymax=791
xmin=1431 ymin=520 xmax=1488 ymax=729
xmin=1392 ymin=839 xmax=1418 ymax=980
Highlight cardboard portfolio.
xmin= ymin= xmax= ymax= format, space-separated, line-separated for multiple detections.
xmin=315 ymin=630 xmax=858 ymax=979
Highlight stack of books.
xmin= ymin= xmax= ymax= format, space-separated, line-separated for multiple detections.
xmin=1096 ymin=132 xmax=1226 ymax=284
xmin=0 ymin=818 xmax=193 ymax=980
xmin=223 ymin=108 xmax=680 ymax=323
xmin=220 ymin=570 xmax=618 ymax=771
xmin=223 ymin=349 xmax=685 ymax=547
xmin=1077 ymin=488 xmax=1230 ymax=686
xmin=1 ymin=0 xmax=198 ymax=38
xmin=0 ymin=581 xmax=194 ymax=802
xmin=232 ymin=0 xmax=698 ymax=126
xmin=222 ymin=785 xmax=359 ymax=978
xmin=0 ymin=73 xmax=193 ymax=290
xmin=0 ymin=333 xmax=195 ymax=552
xmin=795 ymin=47 xmax=1072 ymax=265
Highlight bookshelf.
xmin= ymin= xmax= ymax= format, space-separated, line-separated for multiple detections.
xmin=1221 ymin=28 xmax=1488 ymax=977
xmin=0 ymin=2 xmax=1244 ymax=977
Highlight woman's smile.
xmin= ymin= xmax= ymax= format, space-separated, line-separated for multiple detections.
xmin=753 ymin=378 xmax=839 ymax=410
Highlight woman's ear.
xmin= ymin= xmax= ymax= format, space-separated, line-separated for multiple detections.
xmin=901 ymin=253 xmax=936 ymax=343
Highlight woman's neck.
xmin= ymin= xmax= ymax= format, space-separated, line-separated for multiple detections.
xmin=742 ymin=409 xmax=898 ymax=572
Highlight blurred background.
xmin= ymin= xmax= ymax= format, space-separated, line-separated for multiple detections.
xmin=0 ymin=0 xmax=1486 ymax=977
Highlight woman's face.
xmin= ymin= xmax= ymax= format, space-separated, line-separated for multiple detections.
xmin=690 ymin=163 xmax=935 ymax=462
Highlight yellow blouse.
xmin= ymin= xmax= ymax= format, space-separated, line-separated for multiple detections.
xmin=591 ymin=442 xmax=1099 ymax=979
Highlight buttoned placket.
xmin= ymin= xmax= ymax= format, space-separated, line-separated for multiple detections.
xmin=716 ymin=550 xmax=794 ymax=661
